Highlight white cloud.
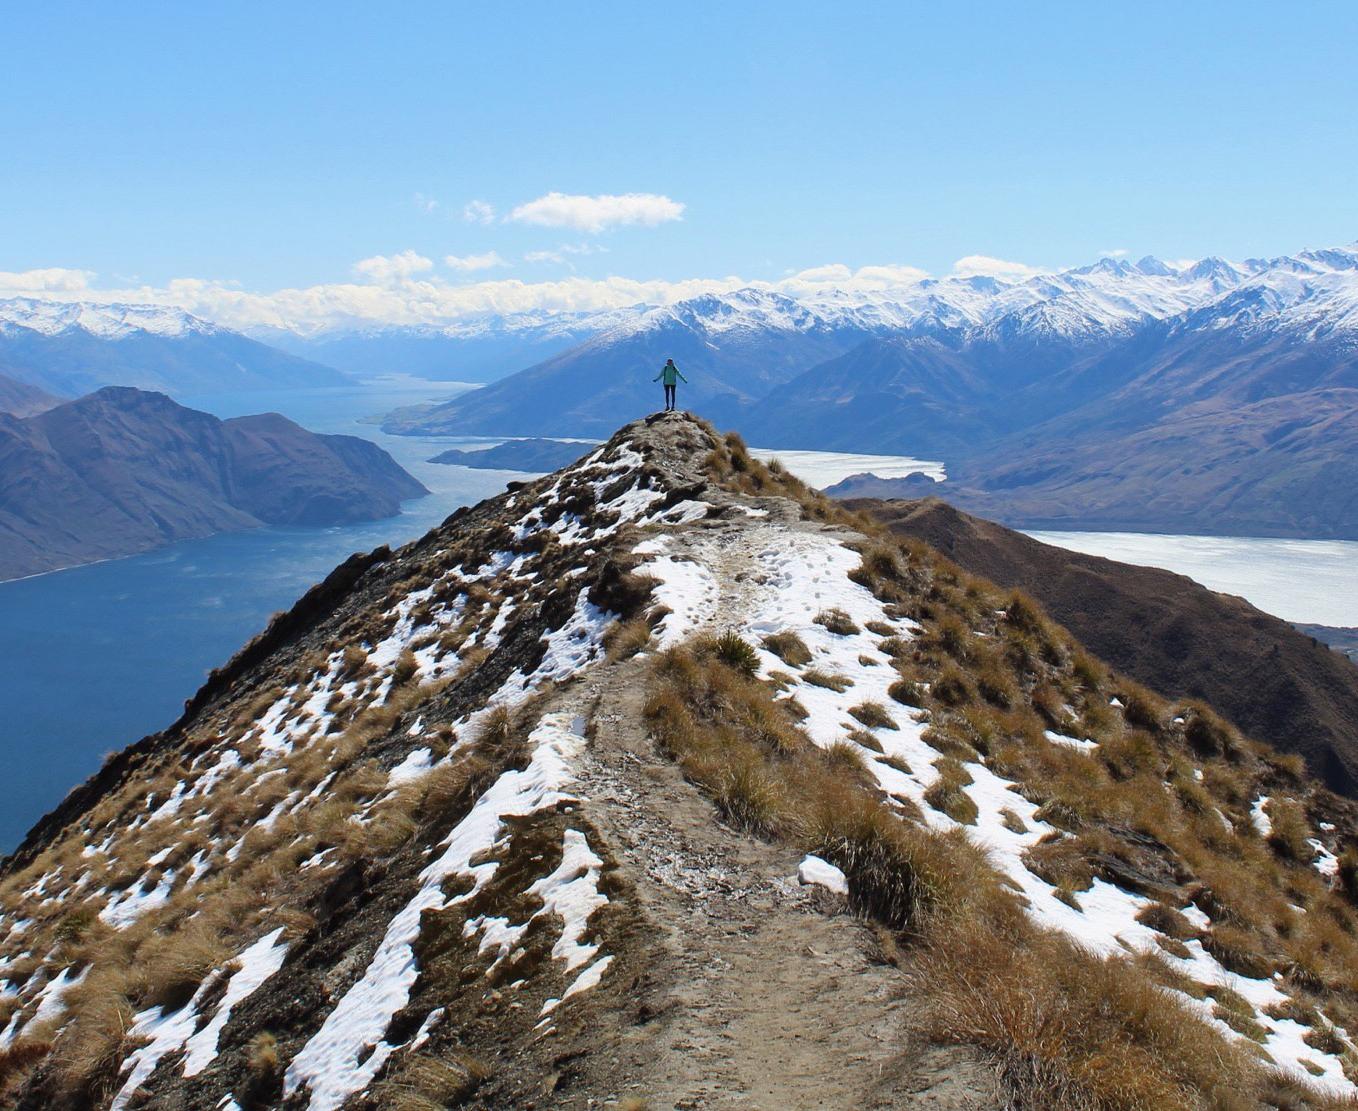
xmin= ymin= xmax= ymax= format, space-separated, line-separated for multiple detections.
xmin=2 ymin=258 xmax=929 ymax=334
xmin=351 ymin=250 xmax=434 ymax=284
xmin=524 ymin=242 xmax=609 ymax=265
xmin=412 ymin=193 xmax=439 ymax=215
xmin=1100 ymin=247 xmax=1129 ymax=258
xmin=774 ymin=262 xmax=928 ymax=295
xmin=951 ymin=254 xmax=1045 ymax=279
xmin=443 ymin=251 xmax=508 ymax=272
xmin=508 ymin=192 xmax=684 ymax=234
xmin=462 ymin=200 xmax=496 ymax=225
xmin=0 ymin=267 xmax=95 ymax=292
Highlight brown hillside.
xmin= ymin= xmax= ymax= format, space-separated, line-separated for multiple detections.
xmin=846 ymin=495 xmax=1358 ymax=796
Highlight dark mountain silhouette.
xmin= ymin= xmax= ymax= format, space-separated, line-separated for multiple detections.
xmin=0 ymin=387 xmax=427 ymax=580
xmin=0 ymin=371 xmax=60 ymax=416
xmin=428 ymin=437 xmax=591 ymax=471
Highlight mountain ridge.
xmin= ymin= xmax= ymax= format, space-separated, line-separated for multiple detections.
xmin=2 ymin=415 xmax=1358 ymax=1108
xmin=0 ymin=298 xmax=350 ymax=397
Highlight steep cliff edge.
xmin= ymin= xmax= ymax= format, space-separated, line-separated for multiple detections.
xmin=2 ymin=415 xmax=1358 ymax=1110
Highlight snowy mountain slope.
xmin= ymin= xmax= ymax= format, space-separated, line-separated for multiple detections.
xmin=388 ymin=243 xmax=1358 ymax=449
xmin=3 ymin=415 xmax=1358 ymax=1108
xmin=0 ymin=298 xmax=350 ymax=396
xmin=383 ymin=289 xmax=879 ymax=438
xmin=0 ymin=298 xmax=220 ymax=340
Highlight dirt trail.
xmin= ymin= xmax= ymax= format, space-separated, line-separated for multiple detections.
xmin=544 ymin=505 xmax=1000 ymax=1109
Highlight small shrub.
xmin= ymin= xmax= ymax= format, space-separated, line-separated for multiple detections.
xmin=865 ymin=621 xmax=896 ymax=637
xmin=814 ymin=608 xmax=860 ymax=636
xmin=803 ymin=669 xmax=852 ymax=692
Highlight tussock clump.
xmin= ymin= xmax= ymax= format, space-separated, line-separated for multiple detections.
xmin=929 ymin=665 xmax=972 ymax=708
xmin=924 ymin=759 xmax=978 ymax=825
xmin=848 ymin=701 xmax=897 ymax=731
xmin=814 ymin=608 xmax=860 ymax=636
xmin=712 ymin=631 xmax=760 ymax=676
xmin=1264 ymin=797 xmax=1314 ymax=863
xmin=803 ymin=669 xmax=853 ymax=692
xmin=823 ymin=739 xmax=866 ymax=772
xmin=1203 ymin=923 xmax=1275 ymax=979
xmin=877 ymin=636 xmax=910 ymax=660
xmin=604 ymin=616 xmax=652 ymax=660
xmin=887 ymin=678 xmax=924 ymax=707
xmin=907 ymin=925 xmax=1261 ymax=1111
xmin=762 ymin=630 xmax=812 ymax=667
xmin=378 ymin=1052 xmax=491 ymax=1109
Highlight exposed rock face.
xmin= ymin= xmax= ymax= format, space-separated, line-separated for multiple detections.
xmin=0 ymin=387 xmax=427 ymax=580
xmin=3 ymin=415 xmax=1358 ymax=1110
xmin=848 ymin=495 xmax=1358 ymax=796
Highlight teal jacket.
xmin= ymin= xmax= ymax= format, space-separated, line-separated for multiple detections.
xmin=655 ymin=363 xmax=688 ymax=386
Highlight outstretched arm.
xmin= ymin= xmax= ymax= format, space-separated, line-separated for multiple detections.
xmin=678 ymin=370 xmax=689 ymax=382
xmin=654 ymin=371 xmax=662 ymax=381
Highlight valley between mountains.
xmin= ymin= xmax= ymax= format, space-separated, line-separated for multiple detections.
xmin=4 ymin=415 xmax=1358 ymax=1110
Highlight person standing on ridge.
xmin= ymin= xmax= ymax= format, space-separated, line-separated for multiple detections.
xmin=654 ymin=358 xmax=687 ymax=412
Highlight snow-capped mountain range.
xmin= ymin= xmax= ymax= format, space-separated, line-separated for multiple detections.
xmin=0 ymin=296 xmax=219 ymax=340
xmin=0 ymin=297 xmax=346 ymax=398
xmin=601 ymin=244 xmax=1358 ymax=345
xmin=5 ymin=243 xmax=1357 ymax=380
xmin=382 ymin=243 xmax=1358 ymax=539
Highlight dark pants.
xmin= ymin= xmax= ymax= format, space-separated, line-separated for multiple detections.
xmin=664 ymin=383 xmax=676 ymax=410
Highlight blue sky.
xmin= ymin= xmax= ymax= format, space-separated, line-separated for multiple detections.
xmin=3 ymin=1 xmax=1356 ymax=327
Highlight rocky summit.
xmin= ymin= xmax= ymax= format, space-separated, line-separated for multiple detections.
xmin=3 ymin=413 xmax=1358 ymax=1110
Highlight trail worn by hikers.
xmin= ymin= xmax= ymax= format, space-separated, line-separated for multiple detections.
xmin=654 ymin=358 xmax=688 ymax=411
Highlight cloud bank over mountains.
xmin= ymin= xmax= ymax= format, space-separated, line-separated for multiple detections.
xmin=0 ymin=256 xmax=1045 ymax=335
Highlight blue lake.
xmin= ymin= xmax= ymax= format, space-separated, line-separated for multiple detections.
xmin=0 ymin=379 xmax=528 ymax=851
